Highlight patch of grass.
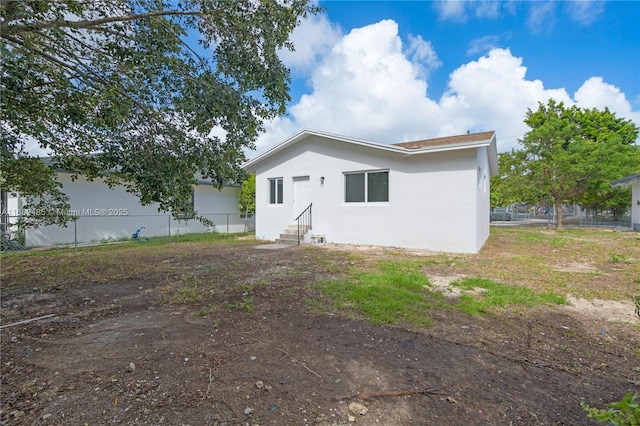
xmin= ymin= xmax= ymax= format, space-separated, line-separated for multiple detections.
xmin=515 ymin=231 xmax=550 ymax=243
xmin=609 ymin=253 xmax=632 ymax=264
xmin=552 ymin=237 xmax=568 ymax=249
xmin=195 ymin=305 xmax=216 ymax=317
xmin=451 ymin=277 xmax=566 ymax=315
xmin=305 ymin=298 xmax=326 ymax=314
xmin=238 ymin=279 xmax=267 ymax=293
xmin=317 ymin=260 xmax=446 ymax=327
xmin=227 ymin=296 xmax=254 ymax=313
xmin=175 ymin=273 xmax=204 ymax=304
xmin=0 ymin=232 xmax=256 ymax=290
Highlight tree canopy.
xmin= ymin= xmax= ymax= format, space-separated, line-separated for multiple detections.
xmin=492 ymin=99 xmax=640 ymax=229
xmin=1 ymin=0 xmax=318 ymax=226
xmin=238 ymin=173 xmax=255 ymax=216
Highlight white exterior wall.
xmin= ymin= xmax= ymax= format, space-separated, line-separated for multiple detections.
xmin=22 ymin=174 xmax=242 ymax=247
xmin=253 ymin=135 xmax=486 ymax=253
xmin=632 ymin=182 xmax=640 ymax=231
xmin=475 ymin=146 xmax=491 ymax=251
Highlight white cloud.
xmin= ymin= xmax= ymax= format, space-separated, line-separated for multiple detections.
xmin=255 ymin=20 xmax=639 ymax=155
xmin=441 ymin=48 xmax=573 ymax=150
xmin=281 ymin=20 xmax=441 ymax=144
xmin=527 ymin=2 xmax=556 ymax=33
xmin=434 ymin=0 xmax=508 ymax=21
xmin=574 ymin=77 xmax=640 ymax=124
xmin=433 ymin=0 xmax=468 ymax=22
xmin=565 ymin=1 xmax=605 ymax=26
xmin=467 ymin=34 xmax=504 ymax=56
xmin=405 ymin=34 xmax=442 ymax=77
xmin=473 ymin=1 xmax=502 ymax=19
xmin=277 ymin=13 xmax=342 ymax=76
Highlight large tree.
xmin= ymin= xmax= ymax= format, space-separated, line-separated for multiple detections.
xmin=495 ymin=99 xmax=639 ymax=229
xmin=1 ymin=0 xmax=318 ymax=226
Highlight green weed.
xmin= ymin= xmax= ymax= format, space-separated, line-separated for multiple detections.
xmin=609 ymin=253 xmax=632 ymax=264
xmin=451 ymin=277 xmax=566 ymax=315
xmin=552 ymin=237 xmax=567 ymax=249
xmin=581 ymin=392 xmax=640 ymax=425
xmin=195 ymin=305 xmax=216 ymax=317
xmin=175 ymin=274 xmax=203 ymax=304
xmin=227 ymin=296 xmax=254 ymax=313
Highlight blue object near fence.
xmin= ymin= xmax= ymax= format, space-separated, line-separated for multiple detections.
xmin=132 ymin=227 xmax=149 ymax=242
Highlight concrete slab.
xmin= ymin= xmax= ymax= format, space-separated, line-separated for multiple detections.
xmin=254 ymin=243 xmax=296 ymax=250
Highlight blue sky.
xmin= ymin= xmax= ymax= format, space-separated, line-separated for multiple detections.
xmin=317 ymin=1 xmax=639 ymax=102
xmin=255 ymin=0 xmax=640 ymax=153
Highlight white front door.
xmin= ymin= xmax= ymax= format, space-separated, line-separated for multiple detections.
xmin=292 ymin=176 xmax=310 ymax=219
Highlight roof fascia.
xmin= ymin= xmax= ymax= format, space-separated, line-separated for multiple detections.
xmin=243 ymin=129 xmax=496 ymax=170
xmin=243 ymin=129 xmax=408 ymax=170
xmin=611 ymin=174 xmax=640 ymax=188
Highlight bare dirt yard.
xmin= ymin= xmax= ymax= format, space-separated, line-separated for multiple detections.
xmin=1 ymin=227 xmax=639 ymax=425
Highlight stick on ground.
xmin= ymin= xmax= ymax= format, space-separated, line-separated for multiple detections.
xmin=0 ymin=314 xmax=57 ymax=330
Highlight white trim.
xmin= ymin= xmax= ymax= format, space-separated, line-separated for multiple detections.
xmin=244 ymin=129 xmax=497 ymax=175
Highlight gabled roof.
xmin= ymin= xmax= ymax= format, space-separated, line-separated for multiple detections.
xmin=611 ymin=174 xmax=640 ymax=188
xmin=244 ymin=129 xmax=498 ymax=175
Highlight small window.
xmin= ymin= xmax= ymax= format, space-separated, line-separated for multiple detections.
xmin=269 ymin=178 xmax=283 ymax=205
xmin=345 ymin=171 xmax=388 ymax=203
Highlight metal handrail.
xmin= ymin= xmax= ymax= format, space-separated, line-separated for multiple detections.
xmin=295 ymin=203 xmax=312 ymax=245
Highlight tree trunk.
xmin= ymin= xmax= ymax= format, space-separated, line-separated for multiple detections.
xmin=243 ymin=207 xmax=248 ymax=233
xmin=555 ymin=200 xmax=563 ymax=230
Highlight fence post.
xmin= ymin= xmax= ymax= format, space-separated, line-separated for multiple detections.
xmin=74 ymin=218 xmax=78 ymax=252
xmin=226 ymin=214 xmax=229 ymax=234
xmin=168 ymin=214 xmax=171 ymax=241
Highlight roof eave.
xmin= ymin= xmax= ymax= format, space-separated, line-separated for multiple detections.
xmin=243 ymin=130 xmax=497 ymax=170
xmin=243 ymin=129 xmax=410 ymax=170
xmin=611 ymin=174 xmax=640 ymax=188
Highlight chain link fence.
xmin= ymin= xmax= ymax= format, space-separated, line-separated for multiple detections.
xmin=0 ymin=213 xmax=254 ymax=251
xmin=578 ymin=211 xmax=631 ymax=228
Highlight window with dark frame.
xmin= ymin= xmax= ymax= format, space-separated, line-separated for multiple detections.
xmin=344 ymin=171 xmax=389 ymax=203
xmin=269 ymin=177 xmax=283 ymax=205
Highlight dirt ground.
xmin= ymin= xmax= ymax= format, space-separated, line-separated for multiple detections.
xmin=1 ymin=236 xmax=639 ymax=425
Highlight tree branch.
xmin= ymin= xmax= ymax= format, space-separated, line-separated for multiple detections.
xmin=1 ymin=10 xmax=206 ymax=36
xmin=3 ymin=34 xmax=151 ymax=119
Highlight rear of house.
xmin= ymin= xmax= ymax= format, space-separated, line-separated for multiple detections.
xmin=244 ymin=129 xmax=497 ymax=253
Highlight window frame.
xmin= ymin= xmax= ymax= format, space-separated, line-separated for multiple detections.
xmin=268 ymin=177 xmax=284 ymax=205
xmin=344 ymin=170 xmax=389 ymax=203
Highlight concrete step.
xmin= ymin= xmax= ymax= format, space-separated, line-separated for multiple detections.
xmin=275 ymin=238 xmax=299 ymax=245
xmin=284 ymin=225 xmax=311 ymax=234
xmin=278 ymin=233 xmax=299 ymax=241
xmin=275 ymin=224 xmax=311 ymax=245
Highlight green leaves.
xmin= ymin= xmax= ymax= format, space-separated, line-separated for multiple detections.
xmin=1 ymin=0 xmax=319 ymax=226
xmin=492 ymin=99 xmax=640 ymax=229
xmin=238 ymin=173 xmax=256 ymax=215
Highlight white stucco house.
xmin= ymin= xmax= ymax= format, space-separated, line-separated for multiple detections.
xmin=243 ymin=129 xmax=498 ymax=253
xmin=611 ymin=173 xmax=640 ymax=231
xmin=2 ymin=170 xmax=247 ymax=247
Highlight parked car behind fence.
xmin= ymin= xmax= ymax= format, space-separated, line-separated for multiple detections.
xmin=490 ymin=207 xmax=512 ymax=222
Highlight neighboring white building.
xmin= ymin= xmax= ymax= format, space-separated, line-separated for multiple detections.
xmin=611 ymin=174 xmax=640 ymax=231
xmin=4 ymin=171 xmax=246 ymax=247
xmin=243 ymin=129 xmax=498 ymax=253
